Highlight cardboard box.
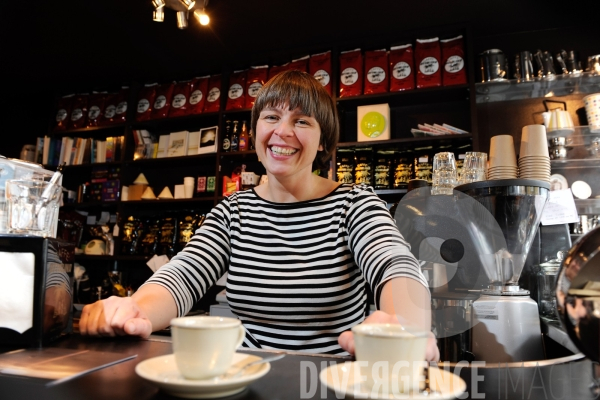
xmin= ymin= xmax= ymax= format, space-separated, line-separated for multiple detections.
xmin=127 ymin=184 xmax=148 ymax=201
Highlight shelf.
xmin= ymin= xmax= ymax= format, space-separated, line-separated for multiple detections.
xmin=74 ymin=254 xmax=152 ymax=262
xmin=475 ymin=72 xmax=600 ymax=103
xmin=221 ymin=108 xmax=252 ymax=116
xmin=338 ymin=134 xmax=472 ymax=148
xmin=335 ymin=84 xmax=470 ymax=108
xmin=51 ymin=123 xmax=128 ymax=136
xmin=551 ymin=158 xmax=600 ymax=169
xmin=120 ymin=197 xmax=216 ymax=205
xmin=220 ymin=150 xmax=257 ymax=157
xmin=374 ymin=189 xmax=407 ymax=196
xmin=61 ymin=201 xmax=119 ymax=209
xmin=574 ymin=199 xmax=600 ymax=215
xmin=130 ymin=112 xmax=220 ymax=130
xmin=123 ymin=153 xmax=217 ymax=167
xmin=59 ymin=161 xmax=122 ymax=170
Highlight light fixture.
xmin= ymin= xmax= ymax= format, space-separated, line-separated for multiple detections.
xmin=176 ymin=11 xmax=188 ymax=29
xmin=193 ymin=8 xmax=209 ymax=25
xmin=152 ymin=0 xmax=166 ymax=8
xmin=153 ymin=7 xmax=165 ymax=22
xmin=179 ymin=0 xmax=195 ymax=10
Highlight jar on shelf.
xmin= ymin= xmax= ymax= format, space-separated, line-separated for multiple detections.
xmin=536 ymin=250 xmax=566 ymax=320
xmin=393 ymin=150 xmax=413 ymax=189
xmin=414 ymin=147 xmax=433 ymax=183
xmin=336 ymin=148 xmax=355 ymax=184
xmin=374 ymin=150 xmax=394 ymax=189
xmin=354 ymin=147 xmax=373 ymax=186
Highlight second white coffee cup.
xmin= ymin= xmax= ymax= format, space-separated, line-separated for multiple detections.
xmin=170 ymin=316 xmax=246 ymax=380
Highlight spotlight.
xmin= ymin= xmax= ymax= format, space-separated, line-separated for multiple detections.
xmin=153 ymin=7 xmax=165 ymax=21
xmin=193 ymin=8 xmax=210 ymax=25
xmin=179 ymin=0 xmax=195 ymax=10
xmin=176 ymin=11 xmax=188 ymax=29
xmin=152 ymin=0 xmax=165 ymax=8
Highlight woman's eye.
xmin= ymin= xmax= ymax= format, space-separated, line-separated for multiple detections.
xmin=296 ymin=119 xmax=310 ymax=126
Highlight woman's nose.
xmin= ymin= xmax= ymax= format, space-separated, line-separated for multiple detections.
xmin=273 ymin=120 xmax=293 ymax=137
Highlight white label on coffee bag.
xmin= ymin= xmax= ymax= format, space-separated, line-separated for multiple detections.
xmin=137 ymin=99 xmax=150 ymax=113
xmin=393 ymin=62 xmax=411 ymax=79
xmin=367 ymin=67 xmax=385 ymax=84
xmin=104 ymin=105 xmax=116 ymax=118
xmin=228 ymin=83 xmax=243 ymax=100
xmin=71 ymin=108 xmax=83 ymax=121
xmin=172 ymin=94 xmax=186 ymax=108
xmin=88 ymin=105 xmax=101 ymax=119
xmin=341 ymin=67 xmax=358 ymax=86
xmin=248 ymin=82 xmax=263 ymax=98
xmin=445 ymin=56 xmax=464 ymax=73
xmin=207 ymin=88 xmax=220 ymax=103
xmin=420 ymin=57 xmax=439 ymax=75
xmin=314 ymin=70 xmax=330 ymax=86
xmin=154 ymin=95 xmax=166 ymax=110
xmin=189 ymin=90 xmax=203 ymax=105
xmin=116 ymin=101 xmax=127 ymax=114
xmin=56 ymin=109 xmax=67 ymax=122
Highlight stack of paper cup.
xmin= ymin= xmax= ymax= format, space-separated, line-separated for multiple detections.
xmin=518 ymin=125 xmax=550 ymax=182
xmin=488 ymin=135 xmax=518 ymax=179
xmin=584 ymin=93 xmax=600 ymax=134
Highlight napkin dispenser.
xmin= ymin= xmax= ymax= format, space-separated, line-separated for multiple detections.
xmin=0 ymin=234 xmax=75 ymax=347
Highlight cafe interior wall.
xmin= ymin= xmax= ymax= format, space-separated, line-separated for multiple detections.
xmin=1 ymin=0 xmax=598 ymax=159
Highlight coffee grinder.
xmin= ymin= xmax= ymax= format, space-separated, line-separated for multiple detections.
xmin=394 ymin=178 xmax=550 ymax=363
xmin=455 ymin=179 xmax=550 ymax=362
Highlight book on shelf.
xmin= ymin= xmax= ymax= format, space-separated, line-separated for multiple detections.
xmin=42 ymin=135 xmax=51 ymax=165
xmin=105 ymin=137 xmax=114 ymax=162
xmin=156 ymin=135 xmax=169 ymax=158
xmin=34 ymin=137 xmax=44 ymax=164
xmin=188 ymin=130 xmax=200 ymax=155
xmin=62 ymin=137 xmax=74 ymax=166
xmin=167 ymin=130 xmax=189 ymax=157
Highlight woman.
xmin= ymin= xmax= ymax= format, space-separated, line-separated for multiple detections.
xmin=80 ymin=70 xmax=439 ymax=360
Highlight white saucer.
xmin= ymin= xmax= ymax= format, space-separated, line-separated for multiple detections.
xmin=135 ymin=352 xmax=270 ymax=399
xmin=550 ymin=174 xmax=568 ymax=191
xmin=319 ymin=362 xmax=466 ymax=400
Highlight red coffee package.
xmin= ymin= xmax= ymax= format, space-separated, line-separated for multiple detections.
xmin=151 ymin=82 xmax=175 ymax=119
xmin=339 ymin=49 xmax=363 ymax=97
xmin=169 ymin=80 xmax=192 ymax=118
xmin=87 ymin=92 xmax=106 ymax=127
xmin=225 ymin=70 xmax=247 ymax=111
xmin=100 ymin=93 xmax=117 ymax=126
xmin=415 ymin=37 xmax=442 ymax=88
xmin=440 ymin=35 xmax=467 ymax=86
xmin=309 ymin=51 xmax=332 ymax=95
xmin=69 ymin=93 xmax=89 ymax=129
xmin=268 ymin=63 xmax=289 ymax=81
xmin=54 ymin=94 xmax=74 ymax=131
xmin=363 ymin=49 xmax=389 ymax=95
xmin=136 ymin=83 xmax=158 ymax=122
xmin=188 ymin=76 xmax=209 ymax=115
xmin=288 ymin=56 xmax=309 ymax=73
xmin=112 ymin=86 xmax=129 ymax=124
xmin=203 ymin=75 xmax=222 ymax=113
xmin=389 ymin=44 xmax=415 ymax=91
xmin=245 ymin=66 xmax=268 ymax=109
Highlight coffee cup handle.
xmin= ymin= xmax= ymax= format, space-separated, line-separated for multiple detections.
xmin=235 ymin=325 xmax=246 ymax=348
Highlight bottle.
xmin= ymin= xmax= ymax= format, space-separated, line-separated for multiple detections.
xmin=222 ymin=121 xmax=231 ymax=152
xmin=239 ymin=121 xmax=249 ymax=151
xmin=231 ymin=120 xmax=239 ymax=152
xmin=248 ymin=125 xmax=255 ymax=150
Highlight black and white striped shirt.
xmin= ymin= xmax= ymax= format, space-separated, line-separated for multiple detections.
xmin=145 ymin=184 xmax=427 ymax=354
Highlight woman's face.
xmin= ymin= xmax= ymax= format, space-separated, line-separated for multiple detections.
xmin=255 ymin=104 xmax=322 ymax=180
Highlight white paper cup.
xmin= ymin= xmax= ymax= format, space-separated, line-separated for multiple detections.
xmin=489 ymin=135 xmax=517 ymax=168
xmin=584 ymin=93 xmax=600 ymax=133
xmin=352 ymin=324 xmax=429 ymax=395
xmin=170 ymin=316 xmax=245 ymax=380
xmin=520 ymin=125 xmax=549 ymax=158
xmin=184 ymin=184 xmax=194 ymax=198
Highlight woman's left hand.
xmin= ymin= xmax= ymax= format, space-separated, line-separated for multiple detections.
xmin=338 ymin=310 xmax=440 ymax=362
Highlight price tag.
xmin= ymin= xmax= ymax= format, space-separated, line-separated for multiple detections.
xmin=541 ymin=189 xmax=579 ymax=226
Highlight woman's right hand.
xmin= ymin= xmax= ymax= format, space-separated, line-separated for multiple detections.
xmin=79 ymin=296 xmax=153 ymax=338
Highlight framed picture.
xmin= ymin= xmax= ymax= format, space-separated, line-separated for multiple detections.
xmin=198 ymin=126 xmax=218 ymax=154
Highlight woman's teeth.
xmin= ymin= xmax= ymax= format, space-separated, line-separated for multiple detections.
xmin=270 ymin=146 xmax=298 ymax=156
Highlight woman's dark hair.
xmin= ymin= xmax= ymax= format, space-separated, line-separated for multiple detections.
xmin=250 ymin=70 xmax=339 ymax=171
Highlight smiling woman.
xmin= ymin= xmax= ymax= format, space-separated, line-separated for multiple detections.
xmin=79 ymin=69 xmax=437 ymax=360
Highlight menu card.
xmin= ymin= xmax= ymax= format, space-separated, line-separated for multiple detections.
xmin=540 ymin=189 xmax=579 ymax=226
xmin=0 ymin=348 xmax=136 ymax=387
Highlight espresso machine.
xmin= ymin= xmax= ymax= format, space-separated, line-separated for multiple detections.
xmin=395 ymin=179 xmax=550 ymax=363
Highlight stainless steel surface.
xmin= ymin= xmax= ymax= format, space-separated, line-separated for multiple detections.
xmin=556 ymin=225 xmax=600 ymax=363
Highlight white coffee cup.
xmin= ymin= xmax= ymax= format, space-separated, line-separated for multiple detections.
xmin=352 ymin=323 xmax=429 ymax=395
xmin=170 ymin=316 xmax=245 ymax=380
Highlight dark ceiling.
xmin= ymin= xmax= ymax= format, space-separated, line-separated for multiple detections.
xmin=1 ymin=0 xmax=598 ymax=156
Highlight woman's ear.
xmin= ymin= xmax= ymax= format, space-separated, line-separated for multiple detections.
xmin=318 ymin=144 xmax=324 ymax=151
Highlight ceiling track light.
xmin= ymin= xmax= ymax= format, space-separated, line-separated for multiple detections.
xmin=152 ymin=0 xmax=166 ymax=8
xmin=153 ymin=7 xmax=165 ymax=22
xmin=176 ymin=11 xmax=188 ymax=29
xmin=179 ymin=0 xmax=195 ymax=10
xmin=193 ymin=8 xmax=209 ymax=25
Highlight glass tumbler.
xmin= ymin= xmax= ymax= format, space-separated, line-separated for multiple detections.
xmin=6 ymin=179 xmax=62 ymax=237
xmin=458 ymin=152 xmax=488 ymax=184
xmin=431 ymin=152 xmax=457 ymax=195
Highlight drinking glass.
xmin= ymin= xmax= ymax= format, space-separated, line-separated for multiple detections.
xmin=431 ymin=152 xmax=457 ymax=195
xmin=458 ymin=152 xmax=487 ymax=184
